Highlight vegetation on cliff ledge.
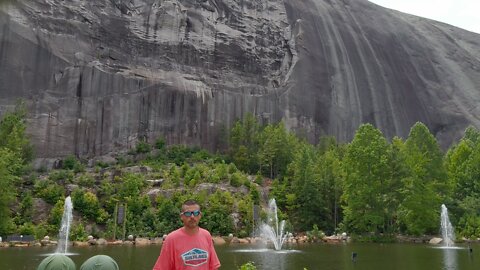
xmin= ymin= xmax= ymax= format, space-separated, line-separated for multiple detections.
xmin=1 ymin=109 xmax=480 ymax=242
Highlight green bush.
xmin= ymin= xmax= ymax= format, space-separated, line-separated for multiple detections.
xmin=48 ymin=200 xmax=65 ymax=226
xmin=73 ymin=162 xmax=86 ymax=173
xmin=62 ymin=155 xmax=77 ymax=170
xmin=17 ymin=191 xmax=33 ymax=224
xmin=72 ymin=189 xmax=102 ymax=221
xmin=136 ymin=141 xmax=151 ymax=154
xmin=48 ymin=170 xmax=74 ymax=183
xmin=70 ymin=222 xmax=88 ymax=241
xmin=17 ymin=222 xmax=35 ymax=235
xmin=239 ymin=262 xmax=257 ymax=270
xmin=118 ymin=173 xmax=146 ymax=198
xmin=215 ymin=163 xmax=229 ymax=181
xmin=35 ymin=180 xmax=65 ymax=204
xmin=458 ymin=214 xmax=480 ymax=239
xmin=167 ymin=145 xmax=195 ymax=165
xmin=33 ymin=223 xmax=49 ymax=240
xmin=228 ymin=163 xmax=238 ymax=174
xmin=229 ymin=172 xmax=244 ymax=187
xmin=306 ymin=224 xmax=325 ymax=242
xmin=192 ymin=149 xmax=211 ymax=161
xmin=77 ymin=174 xmax=95 ymax=187
xmin=155 ymin=137 xmax=166 ymax=150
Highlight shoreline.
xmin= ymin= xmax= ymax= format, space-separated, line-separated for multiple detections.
xmin=2 ymin=234 xmax=479 ymax=248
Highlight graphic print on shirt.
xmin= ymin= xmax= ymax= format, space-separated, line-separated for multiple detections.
xmin=181 ymin=248 xmax=209 ymax=266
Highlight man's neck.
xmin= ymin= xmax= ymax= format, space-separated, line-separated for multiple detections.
xmin=183 ymin=226 xmax=199 ymax=235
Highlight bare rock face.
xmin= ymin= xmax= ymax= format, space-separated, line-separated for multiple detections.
xmin=0 ymin=0 xmax=479 ymax=157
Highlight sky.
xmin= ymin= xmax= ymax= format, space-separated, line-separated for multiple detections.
xmin=368 ymin=0 xmax=480 ymax=34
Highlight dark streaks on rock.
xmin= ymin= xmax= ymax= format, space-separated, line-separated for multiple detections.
xmin=0 ymin=0 xmax=479 ymax=158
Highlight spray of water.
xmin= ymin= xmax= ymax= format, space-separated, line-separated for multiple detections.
xmin=259 ymin=199 xmax=288 ymax=251
xmin=56 ymin=196 xmax=73 ymax=254
xmin=440 ymin=204 xmax=455 ymax=247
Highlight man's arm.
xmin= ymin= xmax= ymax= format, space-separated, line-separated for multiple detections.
xmin=152 ymin=238 xmax=173 ymax=270
xmin=208 ymin=235 xmax=221 ymax=270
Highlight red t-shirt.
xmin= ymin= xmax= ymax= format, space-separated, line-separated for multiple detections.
xmin=152 ymin=227 xmax=221 ymax=270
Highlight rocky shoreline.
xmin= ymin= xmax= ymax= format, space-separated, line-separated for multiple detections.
xmin=3 ymin=234 xmax=478 ymax=248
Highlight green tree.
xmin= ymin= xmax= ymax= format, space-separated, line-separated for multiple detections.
xmin=16 ymin=191 xmax=33 ymax=225
xmin=258 ymin=122 xmax=298 ymax=178
xmin=288 ymin=143 xmax=321 ymax=231
xmin=314 ymin=141 xmax=344 ymax=233
xmin=156 ymin=196 xmax=182 ymax=235
xmin=384 ymin=137 xmax=408 ymax=233
xmin=0 ymin=103 xmax=34 ymax=163
xmin=0 ymin=104 xmax=32 ymax=235
xmin=119 ymin=173 xmax=146 ymax=198
xmin=399 ymin=122 xmax=448 ymax=235
xmin=0 ymin=149 xmax=22 ymax=235
xmin=201 ymin=191 xmax=234 ymax=235
xmin=229 ymin=113 xmax=261 ymax=173
xmin=342 ymin=124 xmax=393 ymax=234
xmin=445 ymin=131 xmax=480 ymax=238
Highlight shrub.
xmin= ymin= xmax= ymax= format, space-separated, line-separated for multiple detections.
xmin=239 ymin=262 xmax=257 ymax=270
xmin=62 ymin=155 xmax=77 ymax=170
xmin=192 ymin=149 xmax=211 ymax=161
xmin=48 ymin=170 xmax=74 ymax=183
xmin=136 ymin=141 xmax=151 ymax=154
xmin=35 ymin=180 xmax=65 ymax=204
xmin=167 ymin=145 xmax=194 ymax=164
xmin=72 ymin=189 xmax=102 ymax=221
xmin=18 ymin=222 xmax=35 ymax=236
xmin=118 ymin=173 xmax=146 ymax=198
xmin=49 ymin=200 xmax=65 ymax=226
xmin=77 ymin=174 xmax=95 ymax=187
xmin=70 ymin=222 xmax=88 ymax=241
xmin=155 ymin=137 xmax=166 ymax=150
xmin=230 ymin=172 xmax=244 ymax=187
xmin=33 ymin=223 xmax=49 ymax=240
xmin=306 ymin=224 xmax=325 ymax=242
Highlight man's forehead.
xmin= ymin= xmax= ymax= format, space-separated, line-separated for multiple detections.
xmin=182 ymin=204 xmax=200 ymax=210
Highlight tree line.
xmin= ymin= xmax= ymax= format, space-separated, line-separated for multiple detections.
xmin=230 ymin=113 xmax=480 ymax=239
xmin=1 ymin=107 xmax=480 ymax=241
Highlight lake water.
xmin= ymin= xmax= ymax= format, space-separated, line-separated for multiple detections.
xmin=0 ymin=242 xmax=478 ymax=269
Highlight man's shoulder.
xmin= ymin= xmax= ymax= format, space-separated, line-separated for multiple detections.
xmin=166 ymin=228 xmax=185 ymax=239
xmin=198 ymin=227 xmax=213 ymax=237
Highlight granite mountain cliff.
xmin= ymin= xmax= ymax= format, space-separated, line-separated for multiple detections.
xmin=0 ymin=0 xmax=479 ymax=158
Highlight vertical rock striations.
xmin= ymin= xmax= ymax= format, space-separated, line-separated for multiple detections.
xmin=0 ymin=0 xmax=479 ymax=157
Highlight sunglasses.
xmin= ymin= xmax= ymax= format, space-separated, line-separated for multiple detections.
xmin=182 ymin=210 xmax=201 ymax=217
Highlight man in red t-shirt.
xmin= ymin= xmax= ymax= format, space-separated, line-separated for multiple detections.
xmin=152 ymin=200 xmax=221 ymax=270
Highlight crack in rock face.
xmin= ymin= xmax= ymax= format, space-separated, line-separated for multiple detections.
xmin=0 ymin=0 xmax=479 ymax=158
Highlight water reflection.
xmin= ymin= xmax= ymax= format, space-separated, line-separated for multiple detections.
xmin=442 ymin=249 xmax=458 ymax=270
xmin=230 ymin=248 xmax=298 ymax=270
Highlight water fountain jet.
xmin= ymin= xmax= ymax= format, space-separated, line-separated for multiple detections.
xmin=440 ymin=204 xmax=455 ymax=247
xmin=259 ymin=199 xmax=288 ymax=251
xmin=55 ymin=196 xmax=73 ymax=254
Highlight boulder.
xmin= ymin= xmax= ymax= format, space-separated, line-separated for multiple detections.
xmin=96 ymin=238 xmax=108 ymax=245
xmin=429 ymin=238 xmax=444 ymax=245
xmin=73 ymin=241 xmax=89 ymax=247
xmin=135 ymin=237 xmax=151 ymax=246
xmin=212 ymin=236 xmax=226 ymax=245
xmin=151 ymin=237 xmax=163 ymax=245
